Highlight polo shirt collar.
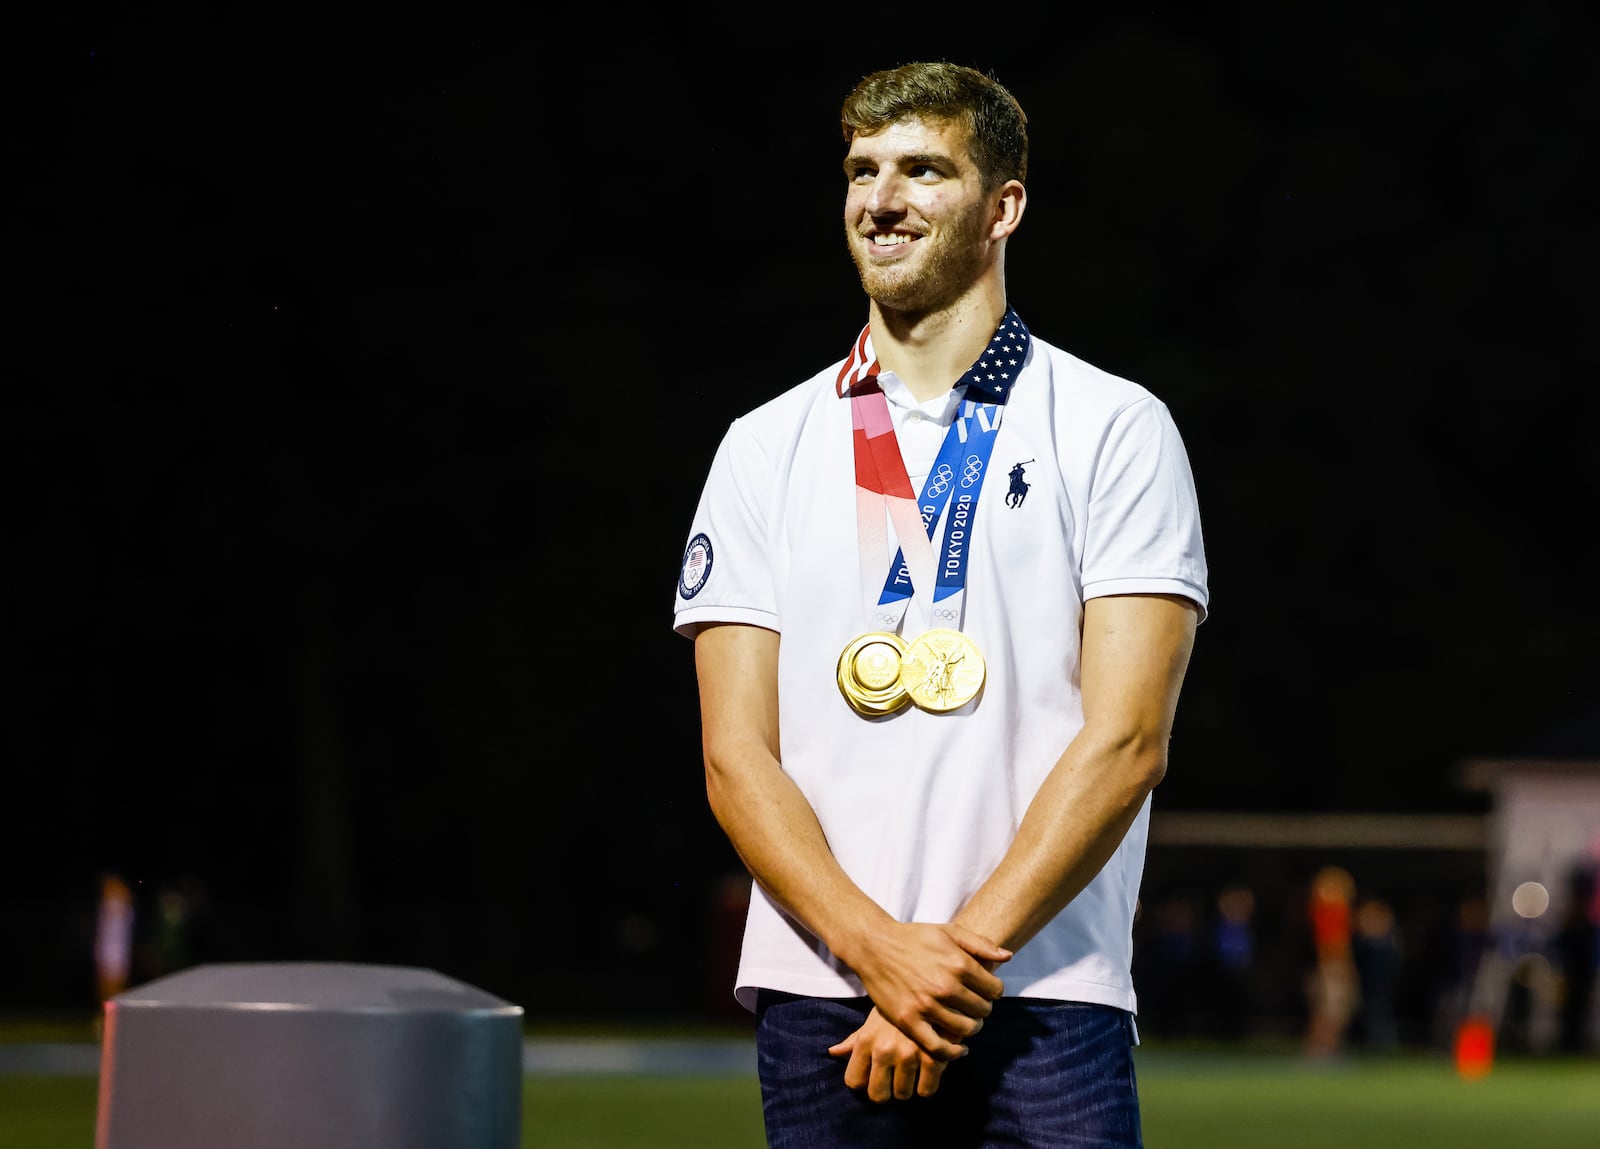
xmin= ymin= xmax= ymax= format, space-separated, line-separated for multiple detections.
xmin=834 ymin=308 xmax=1032 ymax=404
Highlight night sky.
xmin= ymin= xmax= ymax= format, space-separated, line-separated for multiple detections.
xmin=8 ymin=10 xmax=1597 ymax=1018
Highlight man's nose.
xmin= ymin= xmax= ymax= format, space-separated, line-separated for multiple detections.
xmin=864 ymin=173 xmax=905 ymax=217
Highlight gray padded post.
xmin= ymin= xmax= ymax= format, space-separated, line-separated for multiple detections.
xmin=96 ymin=962 xmax=523 ymax=1149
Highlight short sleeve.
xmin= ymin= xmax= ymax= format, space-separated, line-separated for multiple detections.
xmin=672 ymin=419 xmax=782 ymax=638
xmin=1080 ymin=397 xmax=1209 ymax=621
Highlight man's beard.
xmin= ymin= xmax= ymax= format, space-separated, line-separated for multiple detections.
xmin=847 ymin=204 xmax=991 ymax=316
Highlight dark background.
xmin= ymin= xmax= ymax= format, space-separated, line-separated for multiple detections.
xmin=7 ymin=9 xmax=1596 ymax=1028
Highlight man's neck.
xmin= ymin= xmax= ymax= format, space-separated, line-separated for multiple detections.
xmin=869 ymin=292 xmax=1008 ymax=404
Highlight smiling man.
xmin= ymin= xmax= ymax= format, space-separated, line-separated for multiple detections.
xmin=673 ymin=61 xmax=1209 ymax=1148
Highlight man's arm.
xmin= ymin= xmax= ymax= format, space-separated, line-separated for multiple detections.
xmin=952 ymin=592 xmax=1199 ymax=950
xmin=693 ymin=621 xmax=1008 ymax=1061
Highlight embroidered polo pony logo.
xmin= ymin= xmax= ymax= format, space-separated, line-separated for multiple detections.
xmin=1006 ymin=459 xmax=1034 ymax=508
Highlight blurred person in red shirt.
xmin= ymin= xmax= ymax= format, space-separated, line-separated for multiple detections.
xmin=94 ymin=872 xmax=137 ymax=1026
xmin=1304 ymin=866 xmax=1357 ymax=1058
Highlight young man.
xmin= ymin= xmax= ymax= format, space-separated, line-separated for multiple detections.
xmin=673 ymin=61 xmax=1208 ymax=1147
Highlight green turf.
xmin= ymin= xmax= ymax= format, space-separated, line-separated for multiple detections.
xmin=1137 ymin=1053 xmax=1600 ymax=1149
xmin=0 ymin=1075 xmax=765 ymax=1149
xmin=0 ymin=1075 xmax=101 ymax=1147
xmin=4 ymin=1050 xmax=1599 ymax=1148
xmin=525 ymin=1077 xmax=765 ymax=1147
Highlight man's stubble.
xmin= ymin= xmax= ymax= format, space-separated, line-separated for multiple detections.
xmin=846 ymin=198 xmax=994 ymax=318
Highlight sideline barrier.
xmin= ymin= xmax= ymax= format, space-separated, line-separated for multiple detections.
xmin=96 ymin=962 xmax=523 ymax=1149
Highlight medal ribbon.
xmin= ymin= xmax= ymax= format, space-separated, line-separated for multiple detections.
xmin=921 ymin=398 xmax=1004 ymax=628
xmin=837 ymin=310 xmax=1032 ymax=633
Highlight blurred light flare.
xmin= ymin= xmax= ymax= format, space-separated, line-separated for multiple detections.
xmin=1510 ymin=880 xmax=1550 ymax=919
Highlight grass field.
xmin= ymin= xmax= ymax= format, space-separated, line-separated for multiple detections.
xmin=3 ymin=1043 xmax=1598 ymax=1147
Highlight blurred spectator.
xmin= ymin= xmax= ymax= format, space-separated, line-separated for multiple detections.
xmin=95 ymin=873 xmax=136 ymax=1006
xmin=141 ymin=878 xmax=209 ymax=981
xmin=1139 ymin=895 xmax=1203 ymax=1037
xmin=1555 ymin=864 xmax=1597 ymax=1054
xmin=1430 ymin=894 xmax=1489 ymax=1048
xmin=1352 ymin=897 xmax=1402 ymax=1052
xmin=1204 ymin=883 xmax=1257 ymax=1040
xmin=1303 ymin=865 xmax=1358 ymax=1059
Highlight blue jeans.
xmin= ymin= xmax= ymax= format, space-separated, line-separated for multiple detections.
xmin=754 ymin=992 xmax=1143 ymax=1148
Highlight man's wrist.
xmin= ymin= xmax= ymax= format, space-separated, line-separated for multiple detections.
xmin=825 ymin=906 xmax=896 ymax=977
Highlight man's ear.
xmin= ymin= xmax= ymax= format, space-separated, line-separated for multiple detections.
xmin=991 ymin=180 xmax=1027 ymax=240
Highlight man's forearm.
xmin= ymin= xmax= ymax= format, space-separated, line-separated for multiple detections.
xmin=707 ymin=743 xmax=1010 ymax=1061
xmin=954 ymin=593 xmax=1197 ymax=952
xmin=952 ymin=723 xmax=1164 ymax=951
xmin=706 ymin=746 xmax=893 ymax=969
xmin=695 ymin=623 xmax=890 ymax=965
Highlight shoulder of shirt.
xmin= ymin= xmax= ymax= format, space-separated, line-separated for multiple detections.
xmin=725 ymin=358 xmax=846 ymax=431
xmin=1026 ymin=334 xmax=1168 ymax=414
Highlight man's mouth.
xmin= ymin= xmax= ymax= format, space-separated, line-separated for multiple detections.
xmin=870 ymin=233 xmax=915 ymax=247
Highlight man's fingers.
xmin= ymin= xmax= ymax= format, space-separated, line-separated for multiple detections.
xmin=953 ymin=955 xmax=1007 ymax=1000
xmin=926 ymin=1001 xmax=987 ymax=1043
xmin=965 ymin=966 xmax=1005 ymax=1002
xmin=837 ymin=1009 xmax=961 ymax=1103
xmin=867 ymin=1057 xmax=895 ymax=1103
xmin=923 ymin=982 xmax=997 ymax=1038
xmin=908 ymin=1019 xmax=969 ymax=1062
xmin=946 ymin=924 xmax=1014 ymax=966
xmin=949 ymin=1014 xmax=984 ymax=1042
xmin=942 ymin=984 xmax=998 ymax=1021
xmin=842 ymin=1045 xmax=870 ymax=1091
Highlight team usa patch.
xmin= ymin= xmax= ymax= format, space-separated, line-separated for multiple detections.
xmin=679 ymin=533 xmax=713 ymax=599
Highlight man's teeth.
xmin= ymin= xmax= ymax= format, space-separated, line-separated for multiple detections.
xmin=873 ymin=234 xmax=913 ymax=245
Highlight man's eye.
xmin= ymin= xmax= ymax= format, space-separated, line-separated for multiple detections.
xmin=849 ymin=166 xmax=875 ymax=181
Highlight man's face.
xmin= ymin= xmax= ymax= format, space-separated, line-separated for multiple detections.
xmin=842 ymin=115 xmax=997 ymax=314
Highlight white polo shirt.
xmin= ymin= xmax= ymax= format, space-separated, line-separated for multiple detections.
xmin=674 ymin=323 xmax=1208 ymax=1013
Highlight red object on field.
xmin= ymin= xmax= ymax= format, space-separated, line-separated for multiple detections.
xmin=1454 ymin=1015 xmax=1495 ymax=1079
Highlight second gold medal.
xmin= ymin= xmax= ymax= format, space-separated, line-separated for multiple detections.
xmin=899 ymin=628 xmax=986 ymax=712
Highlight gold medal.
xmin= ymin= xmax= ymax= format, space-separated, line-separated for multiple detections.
xmin=899 ymin=628 xmax=985 ymax=712
xmin=837 ymin=631 xmax=911 ymax=717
